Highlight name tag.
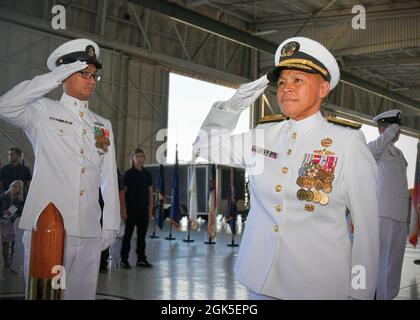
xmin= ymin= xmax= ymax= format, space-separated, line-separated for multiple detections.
xmin=251 ymin=145 xmax=278 ymax=159
xmin=49 ymin=117 xmax=73 ymax=125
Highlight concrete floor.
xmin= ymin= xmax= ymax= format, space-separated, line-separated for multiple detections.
xmin=1 ymin=216 xmax=420 ymax=300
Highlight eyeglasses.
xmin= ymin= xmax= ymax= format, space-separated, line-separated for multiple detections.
xmin=77 ymin=71 xmax=102 ymax=82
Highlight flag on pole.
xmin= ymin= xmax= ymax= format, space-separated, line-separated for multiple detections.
xmin=156 ymin=164 xmax=165 ymax=230
xmin=409 ymin=139 xmax=420 ymax=247
xmin=208 ymin=164 xmax=217 ymax=239
xmin=225 ymin=167 xmax=238 ymax=235
xmin=188 ymin=155 xmax=198 ymax=230
xmin=170 ymin=147 xmax=181 ymax=230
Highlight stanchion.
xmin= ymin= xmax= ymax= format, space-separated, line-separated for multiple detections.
xmin=165 ymin=220 xmax=176 ymax=240
xmin=204 ymin=236 xmax=216 ymax=245
xmin=183 ymin=218 xmax=194 ymax=243
xmin=149 ymin=218 xmax=159 ymax=239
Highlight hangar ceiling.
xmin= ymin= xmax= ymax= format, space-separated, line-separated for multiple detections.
xmin=0 ymin=0 xmax=419 ymax=165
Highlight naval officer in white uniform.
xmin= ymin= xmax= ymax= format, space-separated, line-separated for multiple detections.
xmin=0 ymin=39 xmax=120 ymax=299
xmin=194 ymin=37 xmax=380 ymax=299
xmin=367 ymin=110 xmax=409 ymax=300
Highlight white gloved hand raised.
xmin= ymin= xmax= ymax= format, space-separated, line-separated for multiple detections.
xmin=385 ymin=123 xmax=400 ymax=135
xmin=52 ymin=60 xmax=88 ymax=84
xmin=100 ymin=229 xmax=117 ymax=251
xmin=215 ymin=74 xmax=269 ymax=113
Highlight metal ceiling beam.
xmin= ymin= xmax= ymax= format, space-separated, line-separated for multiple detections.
xmin=185 ymin=0 xmax=208 ymax=8
xmin=128 ymin=0 xmax=274 ymax=53
xmin=0 ymin=8 xmax=248 ymax=85
xmin=254 ymin=2 xmax=420 ymax=29
xmin=345 ymin=57 xmax=420 ymax=68
xmin=400 ymin=88 xmax=420 ymax=99
xmin=94 ymin=0 xmax=108 ymax=36
xmin=340 ymin=72 xmax=420 ymax=113
xmin=130 ymin=0 xmax=420 ymax=111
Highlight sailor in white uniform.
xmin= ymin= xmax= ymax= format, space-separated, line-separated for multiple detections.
xmin=367 ymin=109 xmax=409 ymax=300
xmin=194 ymin=37 xmax=380 ymax=299
xmin=0 ymin=39 xmax=120 ymax=299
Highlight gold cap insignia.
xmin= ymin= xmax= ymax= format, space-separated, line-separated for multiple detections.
xmin=281 ymin=41 xmax=300 ymax=58
xmin=86 ymin=45 xmax=95 ymax=57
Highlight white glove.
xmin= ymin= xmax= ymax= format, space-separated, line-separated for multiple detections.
xmin=216 ymin=74 xmax=269 ymax=113
xmin=100 ymin=229 xmax=117 ymax=251
xmin=385 ymin=123 xmax=400 ymax=136
xmin=52 ymin=60 xmax=88 ymax=84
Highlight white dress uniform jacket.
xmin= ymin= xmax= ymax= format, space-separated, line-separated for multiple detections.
xmin=194 ymin=76 xmax=380 ymax=300
xmin=367 ymin=125 xmax=409 ymax=222
xmin=0 ymin=70 xmax=120 ymax=237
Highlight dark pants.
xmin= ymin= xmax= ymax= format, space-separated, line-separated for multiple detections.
xmin=121 ymin=211 xmax=149 ymax=263
xmin=100 ymin=248 xmax=109 ymax=270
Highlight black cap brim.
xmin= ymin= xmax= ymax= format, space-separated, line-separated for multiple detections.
xmin=267 ymin=65 xmax=320 ymax=83
xmin=267 ymin=66 xmax=281 ymax=83
xmin=56 ymin=51 xmax=102 ymax=69
xmin=378 ymin=117 xmax=402 ymax=125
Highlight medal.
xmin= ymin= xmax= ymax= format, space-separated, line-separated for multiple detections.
xmin=296 ymin=176 xmax=305 ymax=187
xmin=296 ymin=151 xmax=337 ymax=208
xmin=323 ymin=183 xmax=333 ymax=193
xmin=94 ymin=126 xmax=110 ymax=153
xmin=314 ymin=179 xmax=324 ymax=190
xmin=297 ymin=189 xmax=307 ymax=201
xmin=305 ymin=190 xmax=314 ymax=202
xmin=320 ymin=193 xmax=329 ymax=206
xmin=306 ymin=177 xmax=315 ymax=189
xmin=312 ymin=190 xmax=322 ymax=203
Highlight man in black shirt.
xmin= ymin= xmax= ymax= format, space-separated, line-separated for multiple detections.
xmin=0 ymin=148 xmax=31 ymax=195
xmin=120 ymin=148 xmax=153 ymax=269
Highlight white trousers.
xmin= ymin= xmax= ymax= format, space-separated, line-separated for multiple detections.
xmin=376 ymin=217 xmax=407 ymax=300
xmin=11 ymin=218 xmax=24 ymax=276
xmin=23 ymin=231 xmax=101 ymax=300
xmin=110 ymin=222 xmax=125 ymax=268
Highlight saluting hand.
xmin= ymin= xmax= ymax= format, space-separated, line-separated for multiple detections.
xmin=215 ymin=74 xmax=269 ymax=113
xmin=386 ymin=123 xmax=400 ymax=143
xmin=52 ymin=60 xmax=88 ymax=84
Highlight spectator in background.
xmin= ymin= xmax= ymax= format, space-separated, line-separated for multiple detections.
xmin=0 ymin=180 xmax=24 ymax=268
xmin=0 ymin=148 xmax=31 ymax=195
xmin=120 ymin=148 xmax=153 ymax=269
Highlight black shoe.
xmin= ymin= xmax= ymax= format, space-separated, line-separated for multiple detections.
xmin=136 ymin=260 xmax=153 ymax=268
xmin=120 ymin=261 xmax=131 ymax=270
